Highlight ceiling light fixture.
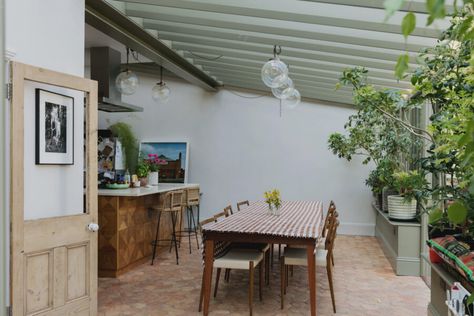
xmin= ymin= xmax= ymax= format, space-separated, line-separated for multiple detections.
xmin=261 ymin=45 xmax=289 ymax=88
xmin=271 ymin=77 xmax=294 ymax=99
xmin=115 ymin=47 xmax=139 ymax=95
xmin=152 ymin=66 xmax=171 ymax=103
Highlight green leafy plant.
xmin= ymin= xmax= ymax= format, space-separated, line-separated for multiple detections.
xmin=393 ymin=170 xmax=429 ymax=200
xmin=264 ymin=189 xmax=282 ymax=209
xmin=109 ymin=122 xmax=139 ymax=174
xmin=136 ymin=162 xmax=150 ymax=179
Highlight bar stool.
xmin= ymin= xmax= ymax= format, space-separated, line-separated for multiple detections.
xmin=150 ymin=190 xmax=184 ymax=265
xmin=178 ymin=187 xmax=201 ymax=254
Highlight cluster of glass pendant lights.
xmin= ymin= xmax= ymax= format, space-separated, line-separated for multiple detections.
xmin=115 ymin=48 xmax=171 ymax=103
xmin=261 ymin=45 xmax=301 ymax=108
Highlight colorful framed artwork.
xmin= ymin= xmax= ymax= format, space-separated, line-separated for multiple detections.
xmin=140 ymin=141 xmax=189 ymax=183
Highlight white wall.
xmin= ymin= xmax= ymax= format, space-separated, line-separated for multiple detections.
xmin=99 ymin=76 xmax=375 ymax=236
xmin=6 ymin=0 xmax=85 ymax=219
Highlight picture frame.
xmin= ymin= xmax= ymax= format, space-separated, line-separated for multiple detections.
xmin=35 ymin=88 xmax=74 ymax=165
xmin=140 ymin=141 xmax=189 ymax=183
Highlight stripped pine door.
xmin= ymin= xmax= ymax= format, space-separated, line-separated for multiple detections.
xmin=10 ymin=62 xmax=98 ymax=315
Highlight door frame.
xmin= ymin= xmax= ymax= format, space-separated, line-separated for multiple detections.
xmin=9 ymin=61 xmax=98 ymax=315
xmin=1 ymin=0 xmax=7 ymax=313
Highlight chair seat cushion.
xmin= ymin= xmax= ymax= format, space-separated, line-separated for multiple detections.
xmin=214 ymin=249 xmax=264 ymax=269
xmin=283 ymin=248 xmax=328 ymax=267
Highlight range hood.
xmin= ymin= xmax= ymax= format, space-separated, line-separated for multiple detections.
xmin=90 ymin=47 xmax=143 ymax=113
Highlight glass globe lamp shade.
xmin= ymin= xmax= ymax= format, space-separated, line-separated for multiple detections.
xmin=152 ymin=82 xmax=171 ymax=103
xmin=261 ymin=57 xmax=289 ymax=88
xmin=282 ymin=88 xmax=301 ymax=109
xmin=115 ymin=70 xmax=139 ymax=95
xmin=271 ymin=77 xmax=294 ymax=99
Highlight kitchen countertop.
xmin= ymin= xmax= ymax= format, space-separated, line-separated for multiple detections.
xmin=98 ymin=183 xmax=199 ymax=197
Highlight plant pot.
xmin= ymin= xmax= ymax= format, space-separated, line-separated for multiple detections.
xmin=139 ymin=177 xmax=148 ymax=186
xmin=429 ymin=248 xmax=443 ymax=263
xmin=387 ymin=195 xmax=417 ymax=220
xmin=148 ymin=171 xmax=159 ymax=186
xmin=382 ymin=187 xmax=398 ymax=212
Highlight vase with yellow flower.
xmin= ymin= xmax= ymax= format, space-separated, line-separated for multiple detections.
xmin=264 ymin=189 xmax=282 ymax=216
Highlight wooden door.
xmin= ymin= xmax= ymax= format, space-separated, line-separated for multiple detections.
xmin=10 ymin=62 xmax=98 ymax=315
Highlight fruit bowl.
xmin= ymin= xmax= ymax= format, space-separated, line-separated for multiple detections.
xmin=105 ymin=183 xmax=130 ymax=189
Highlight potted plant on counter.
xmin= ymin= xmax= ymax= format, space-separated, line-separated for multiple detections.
xmin=109 ymin=122 xmax=139 ymax=174
xmin=388 ymin=170 xmax=428 ymax=221
xmin=144 ymin=154 xmax=168 ymax=186
xmin=136 ymin=161 xmax=150 ymax=187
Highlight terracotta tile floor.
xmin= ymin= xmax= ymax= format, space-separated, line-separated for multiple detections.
xmin=98 ymin=236 xmax=429 ymax=316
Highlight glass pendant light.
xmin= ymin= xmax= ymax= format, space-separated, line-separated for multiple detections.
xmin=271 ymin=77 xmax=294 ymax=99
xmin=152 ymin=66 xmax=171 ymax=103
xmin=115 ymin=48 xmax=139 ymax=95
xmin=282 ymin=88 xmax=301 ymax=109
xmin=261 ymin=45 xmax=288 ymax=88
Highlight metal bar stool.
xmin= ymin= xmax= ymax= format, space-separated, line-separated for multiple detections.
xmin=150 ymin=190 xmax=184 ymax=265
xmin=177 ymin=187 xmax=201 ymax=254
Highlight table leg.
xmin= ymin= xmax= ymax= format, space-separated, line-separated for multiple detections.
xmin=307 ymin=244 xmax=316 ymax=316
xmin=203 ymin=239 xmax=214 ymax=315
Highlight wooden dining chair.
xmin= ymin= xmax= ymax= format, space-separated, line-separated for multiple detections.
xmin=280 ymin=219 xmax=340 ymax=313
xmin=214 ymin=207 xmax=231 ymax=221
xmin=197 ymin=216 xmax=264 ymax=316
xmin=237 ymin=200 xmax=250 ymax=212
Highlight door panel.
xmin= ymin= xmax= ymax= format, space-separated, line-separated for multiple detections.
xmin=10 ymin=62 xmax=98 ymax=316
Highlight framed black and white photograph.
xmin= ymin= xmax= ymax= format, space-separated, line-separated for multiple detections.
xmin=35 ymin=89 xmax=74 ymax=165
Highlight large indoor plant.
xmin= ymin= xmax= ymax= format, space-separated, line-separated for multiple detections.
xmin=388 ymin=171 xmax=428 ymax=220
xmin=109 ymin=122 xmax=139 ymax=174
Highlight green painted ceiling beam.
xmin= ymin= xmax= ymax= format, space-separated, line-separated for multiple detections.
xmin=221 ymin=79 xmax=355 ymax=105
xmin=127 ymin=6 xmax=433 ymax=52
xmin=300 ymin=0 xmax=456 ymax=14
xmin=183 ymin=55 xmax=411 ymax=83
xmin=118 ymin=0 xmax=444 ymax=37
xmin=142 ymin=20 xmax=419 ymax=63
xmin=158 ymin=31 xmax=417 ymax=71
xmin=201 ymin=65 xmax=410 ymax=90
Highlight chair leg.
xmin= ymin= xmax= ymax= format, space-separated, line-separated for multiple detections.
xmin=331 ymin=252 xmax=335 ymax=266
xmin=327 ymin=264 xmax=336 ymax=313
xmin=280 ymin=256 xmax=285 ymax=309
xmin=170 ymin=211 xmax=180 ymax=265
xmin=259 ymin=261 xmax=263 ymax=301
xmin=285 ymin=266 xmax=289 ymax=288
xmin=249 ymin=262 xmax=254 ymax=316
xmin=224 ymin=269 xmax=231 ymax=282
xmin=214 ymin=268 xmax=221 ymax=298
xmin=191 ymin=205 xmax=200 ymax=250
xmin=186 ymin=207 xmax=192 ymax=254
xmin=290 ymin=265 xmax=293 ymax=277
xmin=151 ymin=210 xmax=162 ymax=265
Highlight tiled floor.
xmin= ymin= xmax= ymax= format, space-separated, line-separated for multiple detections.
xmin=98 ymin=236 xmax=429 ymax=316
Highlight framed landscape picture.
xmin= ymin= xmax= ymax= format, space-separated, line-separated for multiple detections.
xmin=35 ymin=89 xmax=74 ymax=165
xmin=140 ymin=141 xmax=189 ymax=183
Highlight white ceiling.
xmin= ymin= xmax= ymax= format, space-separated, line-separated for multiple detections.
xmin=99 ymin=0 xmax=451 ymax=105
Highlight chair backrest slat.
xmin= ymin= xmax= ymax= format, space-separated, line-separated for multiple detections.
xmin=322 ymin=201 xmax=337 ymax=237
xmin=223 ymin=205 xmax=233 ymax=215
xmin=186 ymin=187 xmax=200 ymax=206
xmin=236 ymin=200 xmax=249 ymax=212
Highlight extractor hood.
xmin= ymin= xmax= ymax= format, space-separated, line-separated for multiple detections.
xmin=90 ymin=47 xmax=143 ymax=113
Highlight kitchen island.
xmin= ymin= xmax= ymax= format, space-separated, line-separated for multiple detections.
xmin=98 ymin=183 xmax=199 ymax=277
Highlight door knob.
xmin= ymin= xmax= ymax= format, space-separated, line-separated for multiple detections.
xmin=88 ymin=223 xmax=100 ymax=232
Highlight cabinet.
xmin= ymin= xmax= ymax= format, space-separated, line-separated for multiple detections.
xmin=373 ymin=203 xmax=422 ymax=276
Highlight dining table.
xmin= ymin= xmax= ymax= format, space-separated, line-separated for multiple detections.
xmin=201 ymin=200 xmax=324 ymax=315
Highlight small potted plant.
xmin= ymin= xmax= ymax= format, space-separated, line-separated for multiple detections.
xmin=136 ymin=162 xmax=150 ymax=187
xmin=144 ymin=154 xmax=168 ymax=186
xmin=388 ymin=170 xmax=427 ymax=220
xmin=264 ymin=189 xmax=282 ymax=216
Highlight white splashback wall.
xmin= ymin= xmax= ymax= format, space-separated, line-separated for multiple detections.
xmin=99 ymin=76 xmax=375 ymax=235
